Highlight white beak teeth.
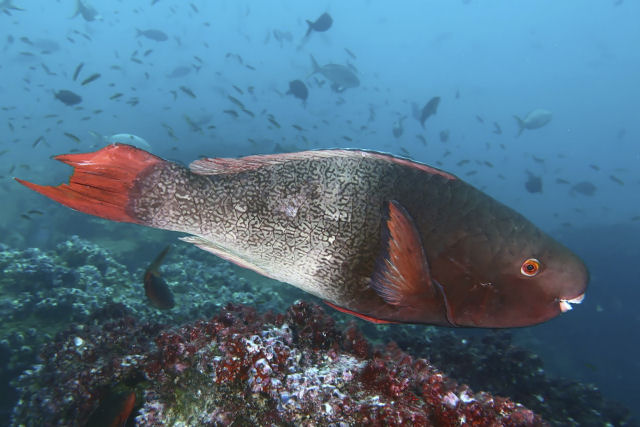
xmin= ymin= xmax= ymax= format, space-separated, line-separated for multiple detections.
xmin=559 ymin=300 xmax=573 ymax=312
xmin=559 ymin=293 xmax=585 ymax=313
xmin=567 ymin=294 xmax=585 ymax=304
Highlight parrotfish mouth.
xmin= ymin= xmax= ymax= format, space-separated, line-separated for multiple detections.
xmin=558 ymin=293 xmax=585 ymax=313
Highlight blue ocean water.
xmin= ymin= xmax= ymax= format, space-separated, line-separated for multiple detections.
xmin=1 ymin=0 xmax=638 ymax=424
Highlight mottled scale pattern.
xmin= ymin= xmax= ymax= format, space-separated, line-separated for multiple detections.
xmin=129 ymin=151 xmax=454 ymax=305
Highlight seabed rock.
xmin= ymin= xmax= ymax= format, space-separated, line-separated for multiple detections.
xmin=11 ymin=302 xmax=544 ymax=426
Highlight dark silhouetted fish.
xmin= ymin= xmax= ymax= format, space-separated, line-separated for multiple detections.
xmin=392 ymin=116 xmax=406 ymax=138
xmin=72 ymin=62 xmax=84 ymax=81
xmin=287 ymin=79 xmax=308 ymax=102
xmin=167 ymin=66 xmax=191 ymax=78
xmin=179 ymin=86 xmax=196 ymax=98
xmin=72 ymin=0 xmax=99 ymax=21
xmin=525 ymin=171 xmax=543 ymax=193
xmin=0 ymin=0 xmax=23 ymax=13
xmin=609 ymin=175 xmax=624 ymax=186
xmin=143 ymin=245 xmax=175 ymax=310
xmin=492 ymin=122 xmax=502 ymax=135
xmin=305 ymin=12 xmax=333 ymax=37
xmin=136 ymin=28 xmax=168 ymax=42
xmin=81 ymin=73 xmax=101 ymax=85
xmin=439 ymin=129 xmax=449 ymax=143
xmin=18 ymin=144 xmax=588 ymax=328
xmin=514 ymin=109 xmax=552 ymax=136
xmin=570 ymin=181 xmax=596 ymax=196
xmin=420 ymin=97 xmax=440 ymax=128
xmin=345 ymin=48 xmax=357 ymax=59
xmin=54 ymin=90 xmax=82 ymax=106
xmin=272 ymin=29 xmax=293 ymax=47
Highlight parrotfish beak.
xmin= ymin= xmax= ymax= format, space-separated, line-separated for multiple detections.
xmin=558 ymin=293 xmax=585 ymax=313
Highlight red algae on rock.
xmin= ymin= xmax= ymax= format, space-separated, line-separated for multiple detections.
xmin=12 ymin=301 xmax=545 ymax=426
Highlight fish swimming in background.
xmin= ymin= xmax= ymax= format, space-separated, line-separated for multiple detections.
xmin=287 ymin=79 xmax=308 ymax=103
xmin=309 ymin=55 xmax=359 ymax=92
xmin=54 ymin=90 xmax=82 ymax=106
xmin=392 ymin=116 xmax=406 ymax=138
xmin=143 ymin=245 xmax=175 ymax=310
xmin=570 ymin=181 xmax=597 ymax=196
xmin=420 ymin=97 xmax=441 ymax=128
xmin=524 ymin=171 xmax=542 ymax=193
xmin=525 ymin=171 xmax=543 ymax=193
xmin=72 ymin=0 xmax=99 ymax=22
xmin=17 ymin=144 xmax=588 ymax=327
xmin=492 ymin=121 xmax=503 ymax=135
xmin=514 ymin=108 xmax=552 ymax=136
xmin=305 ymin=12 xmax=333 ymax=37
xmin=0 ymin=0 xmax=24 ymax=14
xmin=72 ymin=62 xmax=84 ymax=81
xmin=136 ymin=28 xmax=169 ymax=42
xmin=272 ymin=29 xmax=293 ymax=47
xmin=167 ymin=66 xmax=191 ymax=78
xmin=80 ymin=73 xmax=101 ymax=86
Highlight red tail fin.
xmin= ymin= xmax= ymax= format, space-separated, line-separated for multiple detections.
xmin=16 ymin=144 xmax=164 ymax=223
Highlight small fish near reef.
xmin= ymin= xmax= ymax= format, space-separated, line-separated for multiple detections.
xmin=143 ymin=245 xmax=175 ymax=310
xmin=18 ymin=144 xmax=588 ymax=327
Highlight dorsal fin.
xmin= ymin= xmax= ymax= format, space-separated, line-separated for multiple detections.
xmin=370 ymin=200 xmax=440 ymax=307
xmin=189 ymin=149 xmax=455 ymax=180
xmin=189 ymin=151 xmax=343 ymax=175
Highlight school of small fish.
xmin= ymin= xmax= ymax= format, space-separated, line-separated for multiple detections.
xmin=1 ymin=1 xmax=637 ymax=227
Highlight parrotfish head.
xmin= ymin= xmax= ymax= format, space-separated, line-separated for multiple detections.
xmin=436 ymin=226 xmax=589 ymax=328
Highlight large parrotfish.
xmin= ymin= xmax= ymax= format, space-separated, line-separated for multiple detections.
xmin=17 ymin=144 xmax=588 ymax=327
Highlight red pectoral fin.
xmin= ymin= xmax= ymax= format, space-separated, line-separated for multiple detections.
xmin=370 ymin=200 xmax=439 ymax=307
xmin=324 ymin=301 xmax=397 ymax=324
xmin=16 ymin=144 xmax=163 ymax=223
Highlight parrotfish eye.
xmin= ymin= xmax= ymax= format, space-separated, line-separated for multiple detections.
xmin=520 ymin=258 xmax=541 ymax=277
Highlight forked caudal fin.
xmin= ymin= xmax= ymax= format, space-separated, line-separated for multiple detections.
xmin=15 ymin=144 xmax=164 ymax=223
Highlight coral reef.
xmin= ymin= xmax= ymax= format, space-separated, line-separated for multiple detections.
xmin=12 ymin=301 xmax=543 ymax=426
xmin=380 ymin=325 xmax=635 ymax=426
xmin=0 ymin=236 xmax=295 ymax=423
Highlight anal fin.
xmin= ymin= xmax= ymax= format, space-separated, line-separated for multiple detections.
xmin=179 ymin=235 xmax=272 ymax=278
xmin=324 ymin=301 xmax=397 ymax=324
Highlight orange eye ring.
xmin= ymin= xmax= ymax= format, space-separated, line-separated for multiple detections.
xmin=521 ymin=258 xmax=541 ymax=277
